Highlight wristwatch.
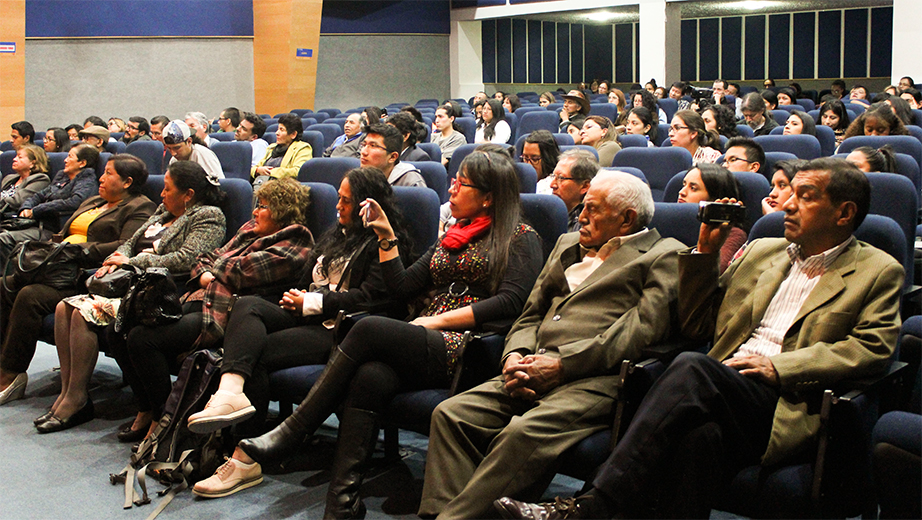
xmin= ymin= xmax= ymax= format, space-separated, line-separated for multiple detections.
xmin=378 ymin=237 xmax=398 ymax=251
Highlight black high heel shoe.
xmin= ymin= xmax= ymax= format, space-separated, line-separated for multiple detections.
xmin=36 ymin=400 xmax=94 ymax=434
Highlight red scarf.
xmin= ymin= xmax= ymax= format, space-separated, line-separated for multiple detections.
xmin=441 ymin=216 xmax=492 ymax=251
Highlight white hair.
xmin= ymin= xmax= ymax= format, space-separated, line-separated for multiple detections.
xmin=590 ymin=170 xmax=655 ymax=229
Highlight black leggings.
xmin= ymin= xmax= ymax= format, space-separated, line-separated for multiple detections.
xmin=222 ymin=296 xmax=335 ymax=436
xmin=336 ymin=315 xmax=450 ymax=413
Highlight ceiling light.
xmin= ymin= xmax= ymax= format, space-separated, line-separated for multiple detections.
xmin=585 ymin=11 xmax=617 ymax=22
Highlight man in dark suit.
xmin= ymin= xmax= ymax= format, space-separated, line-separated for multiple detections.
xmin=418 ymin=171 xmax=685 ymax=519
xmin=496 ymin=158 xmax=904 ymax=519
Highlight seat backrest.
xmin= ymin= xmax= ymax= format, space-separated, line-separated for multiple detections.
xmin=455 ymin=117 xmax=477 ymax=144
xmin=408 ymin=161 xmax=449 ymax=203
xmin=795 ymin=99 xmax=816 ymax=111
xmin=301 ymin=131 xmax=324 ymax=158
xmin=657 ymin=98 xmax=678 ymax=122
xmin=904 ymin=125 xmax=922 ymax=147
xmin=611 ymin=147 xmax=693 ymax=201
xmin=0 ymin=150 xmax=15 ymax=176
xmin=303 ymin=182 xmax=339 ymax=238
xmin=911 ymin=109 xmax=922 ymax=127
xmin=763 ymin=151 xmax=799 ymax=175
xmin=324 ymin=118 xmax=346 ymax=133
xmin=309 ymin=112 xmax=328 ymax=123
xmin=865 ymin=172 xmax=918 ymax=287
xmin=619 ymin=134 xmax=649 ymax=149
xmin=125 ymin=140 xmax=165 ymax=179
xmin=520 ymin=193 xmax=568 ymax=260
xmin=603 ymin=166 xmax=648 ymax=184
xmin=0 ymin=140 xmax=12 ymax=152
xmin=290 ymin=108 xmax=313 ymax=117
xmin=663 ymin=170 xmax=688 ymax=202
xmin=296 ymin=157 xmax=360 ymax=187
xmin=307 ymin=124 xmax=342 ymax=151
xmin=96 ymin=152 xmax=111 ymax=179
xmin=417 ymin=143 xmax=442 ymax=163
xmin=141 ymin=174 xmax=165 ymax=205
xmin=552 ymin=133 xmax=575 ymax=146
xmin=655 ymin=124 xmax=673 ymax=146
xmin=515 ymin=111 xmax=561 ymax=142
xmin=589 ymin=103 xmax=618 ymax=122
xmin=770 ymin=110 xmax=790 ymax=126
xmin=210 ymin=141 xmax=252 ymax=180
xmin=513 ymin=106 xmax=546 ymax=117
xmin=210 ymin=132 xmax=235 ymax=142
xmin=503 ymin=113 xmax=518 ymax=144
xmin=734 ymin=171 xmax=772 ymax=229
xmin=514 ymin=163 xmax=538 ymax=193
xmin=814 ymin=125 xmax=837 ymax=157
xmin=838 ymin=135 xmax=922 ymax=187
xmin=754 ymin=134 xmax=822 ymax=160
xmin=650 ymin=202 xmax=701 ymax=247
xmin=736 ymin=124 xmax=755 ymax=138
xmin=447 ymin=143 xmax=481 ymax=179
xmin=48 ymin=152 xmax=67 ymax=175
xmin=392 ymin=186 xmax=440 ymax=258
xmin=776 ymin=104 xmax=800 ymax=113
xmin=105 ymin=140 xmax=126 ymax=155
xmin=219 ymin=178 xmax=255 ymax=241
xmin=300 ymin=117 xmax=318 ymax=128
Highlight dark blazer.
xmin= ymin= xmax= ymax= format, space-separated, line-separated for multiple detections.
xmin=296 ymin=236 xmax=389 ymax=320
xmin=0 ymin=173 xmax=51 ymax=211
xmin=61 ymin=193 xmax=157 ymax=264
xmin=679 ymin=237 xmax=903 ymax=464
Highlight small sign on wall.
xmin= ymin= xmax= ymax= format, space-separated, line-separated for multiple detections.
xmin=296 ymin=48 xmax=313 ymax=59
xmin=0 ymin=42 xmax=16 ymax=54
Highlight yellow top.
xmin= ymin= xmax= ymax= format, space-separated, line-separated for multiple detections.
xmin=63 ymin=206 xmax=106 ymax=244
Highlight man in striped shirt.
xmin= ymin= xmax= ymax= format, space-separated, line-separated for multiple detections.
xmin=495 ymin=158 xmax=904 ymax=520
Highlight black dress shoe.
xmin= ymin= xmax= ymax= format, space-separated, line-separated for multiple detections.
xmin=33 ymin=409 xmax=54 ymax=426
xmin=36 ymin=400 xmax=94 ymax=434
xmin=494 ymin=496 xmax=590 ymax=520
xmin=117 ymin=423 xmax=149 ymax=443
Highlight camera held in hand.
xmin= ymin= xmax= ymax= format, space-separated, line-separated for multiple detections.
xmin=697 ymin=201 xmax=746 ymax=226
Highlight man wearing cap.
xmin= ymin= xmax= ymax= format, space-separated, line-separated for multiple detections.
xmin=79 ymin=125 xmax=110 ymax=154
xmin=558 ymin=90 xmax=590 ymax=133
xmin=162 ymin=120 xmax=224 ymax=180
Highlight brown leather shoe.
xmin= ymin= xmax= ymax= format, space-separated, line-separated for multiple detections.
xmin=494 ymin=496 xmax=590 ymax=520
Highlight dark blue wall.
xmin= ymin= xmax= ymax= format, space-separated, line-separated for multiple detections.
xmin=321 ymin=0 xmax=450 ymax=34
xmin=26 ymin=0 xmax=252 ymax=37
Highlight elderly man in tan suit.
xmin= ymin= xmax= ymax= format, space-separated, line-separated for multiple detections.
xmin=497 ymin=158 xmax=904 ymax=519
xmin=418 ymin=171 xmax=685 ymax=519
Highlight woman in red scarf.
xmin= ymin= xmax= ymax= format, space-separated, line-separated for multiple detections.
xmin=216 ymin=151 xmax=543 ymax=517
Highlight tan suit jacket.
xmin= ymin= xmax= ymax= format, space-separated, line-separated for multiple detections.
xmin=679 ymin=237 xmax=903 ymax=465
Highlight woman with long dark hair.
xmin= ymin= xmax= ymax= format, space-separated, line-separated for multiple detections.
xmin=819 ymin=99 xmax=850 ymax=145
xmin=475 ymin=98 xmax=511 ymax=144
xmin=237 ymin=151 xmax=543 ymax=518
xmin=677 ymin=163 xmax=746 ymax=273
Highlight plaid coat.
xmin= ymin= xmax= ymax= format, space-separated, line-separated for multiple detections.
xmin=186 ymin=220 xmax=314 ymax=349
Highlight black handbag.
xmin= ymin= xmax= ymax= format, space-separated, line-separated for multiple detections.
xmin=0 ymin=217 xmax=40 ymax=231
xmin=85 ymin=264 xmax=139 ymax=298
xmin=2 ymin=240 xmax=86 ymax=291
xmin=114 ymin=267 xmax=183 ymax=335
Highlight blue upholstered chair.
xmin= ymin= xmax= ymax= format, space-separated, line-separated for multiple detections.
xmin=302 ymin=182 xmax=339 ymax=238
xmin=296 ymin=157 xmax=360 ymax=187
xmin=210 ymin=141 xmax=252 ymax=181
xmin=754 ymin=134 xmax=822 ymax=160
xmin=307 ymin=124 xmax=342 ymax=152
xmin=838 ymin=135 xmax=922 ymax=188
xmin=409 ymin=161 xmax=449 ymax=203
xmin=300 ymin=131 xmax=324 ymax=158
xmin=219 ymin=178 xmax=254 ymax=241
xmin=735 ymin=124 xmax=755 ymax=138
xmin=618 ymin=134 xmax=649 ymax=149
xmin=656 ymin=124 xmax=673 ymax=146
xmin=657 ymin=98 xmax=678 ymax=123
xmin=514 ymin=163 xmax=537 ymax=194
xmin=417 ymin=142 xmax=441 ymax=163
xmin=611 ymin=147 xmax=693 ymax=202
xmin=589 ymin=103 xmax=618 ymax=122
xmin=455 ymin=117 xmax=477 ymax=144
xmin=447 ymin=143 xmax=480 ymax=179
xmin=0 ymin=150 xmax=15 ymax=176
xmin=105 ymin=141 xmax=126 ymax=155
xmin=515 ymin=111 xmax=561 ymax=142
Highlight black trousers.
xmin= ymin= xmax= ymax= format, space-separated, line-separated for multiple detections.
xmin=0 ymin=280 xmax=77 ymax=373
xmin=222 ymin=296 xmax=335 ymax=436
xmin=591 ymin=352 xmax=779 ymax=518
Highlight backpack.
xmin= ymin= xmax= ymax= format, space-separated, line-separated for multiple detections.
xmin=110 ymin=349 xmax=232 ymax=519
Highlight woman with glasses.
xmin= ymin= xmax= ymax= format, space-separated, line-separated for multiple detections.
xmin=668 ymin=110 xmax=721 ymax=164
xmin=522 ymin=130 xmax=560 ymax=194
xmin=236 ymin=151 xmax=543 ymax=519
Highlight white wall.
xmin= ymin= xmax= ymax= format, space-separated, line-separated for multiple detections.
xmin=25 ymin=38 xmax=255 ymax=129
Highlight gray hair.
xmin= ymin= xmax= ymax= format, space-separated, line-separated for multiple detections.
xmin=740 ymin=92 xmax=766 ymax=114
xmin=183 ymin=111 xmax=211 ymax=135
xmin=558 ymin=148 xmax=600 ymax=183
xmin=590 ymin=170 xmax=655 ymax=230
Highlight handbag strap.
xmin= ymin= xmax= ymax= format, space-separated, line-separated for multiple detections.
xmin=15 ymin=240 xmax=67 ymax=274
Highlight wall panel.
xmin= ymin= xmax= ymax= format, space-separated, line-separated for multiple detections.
xmin=721 ymin=17 xmax=742 ymax=82
xmin=843 ymin=9 xmax=868 ymax=78
xmin=542 ymin=22 xmax=556 ymax=84
xmin=744 ymin=15 xmax=765 ymax=80
xmin=584 ymin=25 xmax=612 ymax=82
xmin=570 ymin=24 xmax=584 ymax=85
xmin=817 ymin=11 xmax=842 ymax=79
xmin=792 ymin=12 xmax=816 ymax=79
xmin=512 ymin=19 xmax=528 ymax=84
xmin=698 ymin=18 xmax=719 ymax=82
xmin=768 ymin=14 xmax=790 ymax=80
xmin=681 ymin=19 xmax=697 ymax=81
xmin=615 ymin=23 xmax=633 ymax=84
xmin=869 ymin=7 xmax=892 ymax=78
xmin=482 ymin=19 xmax=496 ymax=83
xmin=528 ymin=20 xmax=542 ymax=84
xmin=556 ymin=23 xmax=570 ymax=84
xmin=496 ymin=18 xmax=512 ymax=84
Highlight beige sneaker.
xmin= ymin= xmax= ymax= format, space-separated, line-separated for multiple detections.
xmin=187 ymin=391 xmax=256 ymax=434
xmin=193 ymin=458 xmax=263 ymax=498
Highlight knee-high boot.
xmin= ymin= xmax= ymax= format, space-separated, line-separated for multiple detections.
xmin=239 ymin=346 xmax=360 ymax=463
xmin=323 ymin=407 xmax=379 ymax=520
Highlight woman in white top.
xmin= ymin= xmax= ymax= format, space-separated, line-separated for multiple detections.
xmin=668 ymin=110 xmax=722 ymax=164
xmin=474 ymin=99 xmax=511 ymax=144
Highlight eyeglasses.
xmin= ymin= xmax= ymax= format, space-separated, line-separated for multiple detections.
xmin=360 ymin=140 xmax=388 ymax=152
xmin=551 ymin=174 xmax=575 ymax=182
xmin=520 ymin=155 xmax=541 ymax=163
xmin=451 ymin=177 xmax=480 ymax=190
xmin=724 ymin=156 xmax=751 ymax=165
xmin=128 ymin=124 xmax=140 ymax=131
xmin=255 ymin=202 xmax=270 ymax=210
xmin=668 ymin=125 xmax=689 ymax=133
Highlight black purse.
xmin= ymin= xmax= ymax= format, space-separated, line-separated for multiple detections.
xmin=2 ymin=240 xmax=86 ymax=292
xmin=114 ymin=267 xmax=183 ymax=336
xmin=0 ymin=217 xmax=40 ymax=231
xmin=85 ymin=265 xmax=139 ymax=298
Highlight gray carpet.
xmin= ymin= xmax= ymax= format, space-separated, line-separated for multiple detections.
xmin=0 ymin=342 xmax=588 ymax=519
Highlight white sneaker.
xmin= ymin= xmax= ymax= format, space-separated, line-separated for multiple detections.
xmin=192 ymin=458 xmax=263 ymax=498
xmin=0 ymin=373 xmax=27 ymax=405
xmin=187 ymin=391 xmax=255 ymax=434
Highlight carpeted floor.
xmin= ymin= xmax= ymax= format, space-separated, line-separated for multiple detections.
xmin=0 ymin=342 xmax=587 ymax=520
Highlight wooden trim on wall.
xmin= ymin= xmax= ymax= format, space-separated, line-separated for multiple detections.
xmin=0 ymin=0 xmax=26 ymax=133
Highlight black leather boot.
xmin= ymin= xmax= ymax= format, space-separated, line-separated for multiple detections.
xmin=323 ymin=407 xmax=379 ymax=520
xmin=239 ymin=347 xmax=359 ymax=463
